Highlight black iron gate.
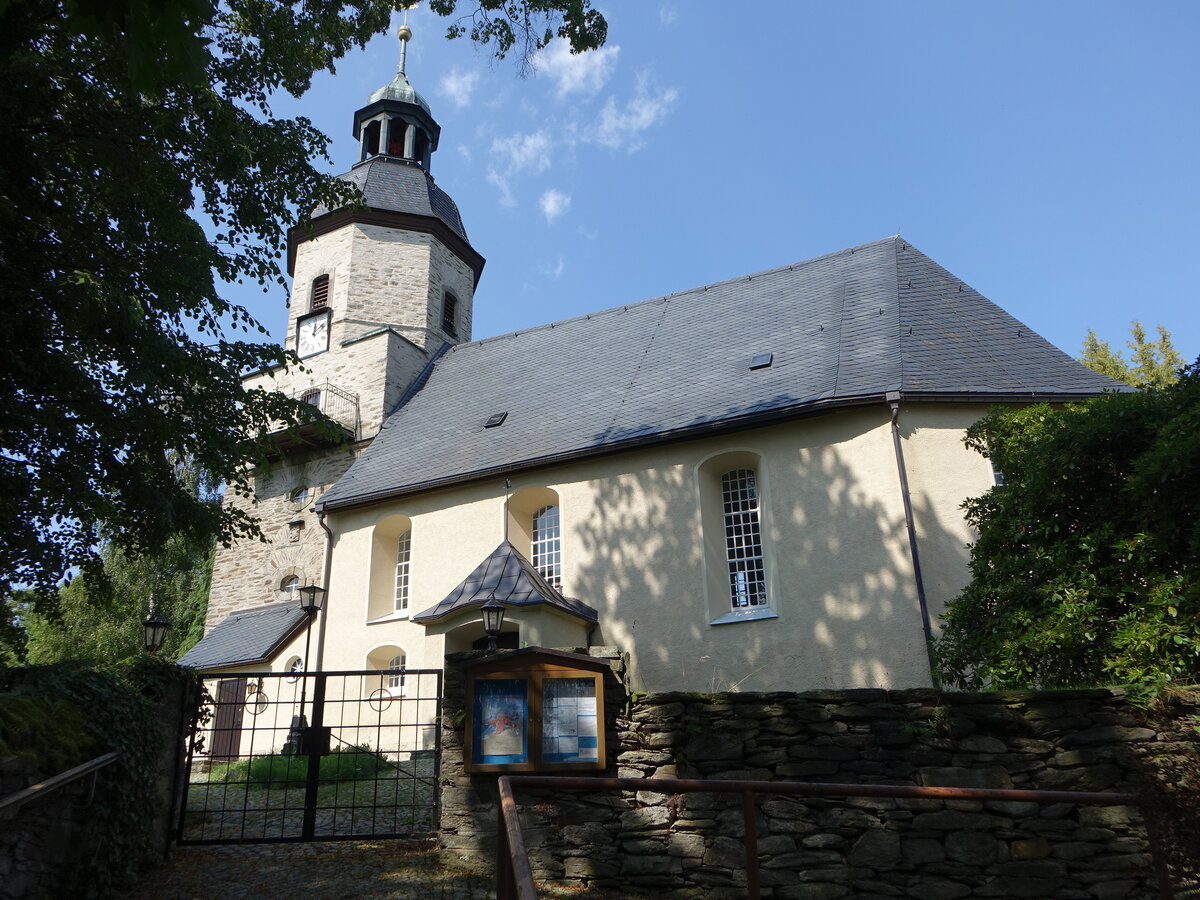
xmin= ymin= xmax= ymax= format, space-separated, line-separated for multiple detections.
xmin=177 ymin=668 xmax=442 ymax=844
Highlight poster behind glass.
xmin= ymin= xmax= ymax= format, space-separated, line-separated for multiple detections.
xmin=542 ymin=678 xmax=599 ymax=764
xmin=473 ymin=678 xmax=528 ymax=765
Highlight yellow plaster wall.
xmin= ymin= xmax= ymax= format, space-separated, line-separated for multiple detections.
xmin=314 ymin=401 xmax=996 ymax=694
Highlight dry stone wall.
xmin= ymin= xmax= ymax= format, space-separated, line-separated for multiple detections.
xmin=439 ymin=657 xmax=1199 ymax=899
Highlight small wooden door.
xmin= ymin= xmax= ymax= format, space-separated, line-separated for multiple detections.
xmin=211 ymin=678 xmax=247 ymax=759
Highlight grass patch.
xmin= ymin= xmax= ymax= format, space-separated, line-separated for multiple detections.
xmin=214 ymin=743 xmax=396 ymax=786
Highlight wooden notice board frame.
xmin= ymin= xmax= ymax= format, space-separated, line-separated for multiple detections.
xmin=463 ymin=648 xmax=609 ymax=774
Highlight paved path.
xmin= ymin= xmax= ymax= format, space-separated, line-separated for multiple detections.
xmin=126 ymin=842 xmax=640 ymax=899
xmin=125 ymin=842 xmax=495 ymax=900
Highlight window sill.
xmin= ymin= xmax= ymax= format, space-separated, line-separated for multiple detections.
xmin=366 ymin=611 xmax=410 ymax=625
xmin=709 ymin=606 xmax=778 ymax=626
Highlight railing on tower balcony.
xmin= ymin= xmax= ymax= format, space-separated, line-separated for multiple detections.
xmin=263 ymin=382 xmax=361 ymax=455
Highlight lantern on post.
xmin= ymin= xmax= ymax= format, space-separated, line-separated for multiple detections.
xmin=142 ymin=608 xmax=170 ymax=654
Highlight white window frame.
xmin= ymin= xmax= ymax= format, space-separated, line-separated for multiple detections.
xmin=531 ymin=504 xmax=562 ymax=589
xmin=394 ymin=530 xmax=412 ymax=613
xmin=387 ymin=653 xmax=406 ymax=695
xmin=721 ymin=469 xmax=768 ymax=609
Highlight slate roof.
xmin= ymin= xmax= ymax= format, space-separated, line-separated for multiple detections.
xmin=314 ymin=156 xmax=469 ymax=243
xmin=178 ymin=602 xmax=309 ymax=670
xmin=320 ymin=236 xmax=1127 ymax=510
xmin=412 ymin=541 xmax=598 ymax=624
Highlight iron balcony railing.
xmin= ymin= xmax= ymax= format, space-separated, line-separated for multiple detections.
xmin=261 ymin=382 xmax=361 ymax=454
xmin=293 ymin=382 xmax=360 ymax=439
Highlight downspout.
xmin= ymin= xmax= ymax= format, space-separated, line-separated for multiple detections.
xmin=886 ymin=391 xmax=941 ymax=689
xmin=315 ymin=509 xmax=335 ymax=672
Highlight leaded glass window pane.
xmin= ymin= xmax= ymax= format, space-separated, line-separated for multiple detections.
xmin=721 ymin=469 xmax=767 ymax=608
xmin=532 ymin=505 xmax=562 ymax=588
xmin=395 ymin=530 xmax=411 ymax=612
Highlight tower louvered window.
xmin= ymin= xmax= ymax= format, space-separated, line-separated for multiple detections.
xmin=442 ymin=292 xmax=458 ymax=337
xmin=532 ymin=505 xmax=561 ymax=588
xmin=721 ymin=469 xmax=768 ymax=609
xmin=310 ymin=274 xmax=330 ymax=311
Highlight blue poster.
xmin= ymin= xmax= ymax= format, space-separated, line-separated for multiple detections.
xmin=473 ymin=679 xmax=528 ymax=765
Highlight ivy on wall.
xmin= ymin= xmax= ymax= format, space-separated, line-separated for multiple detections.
xmin=0 ymin=657 xmax=195 ymax=898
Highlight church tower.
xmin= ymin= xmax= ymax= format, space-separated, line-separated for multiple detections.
xmin=202 ymin=27 xmax=483 ymax=629
xmin=281 ymin=23 xmax=485 ymax=438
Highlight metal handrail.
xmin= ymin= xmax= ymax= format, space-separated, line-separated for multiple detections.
xmin=496 ymin=775 xmax=1166 ymax=900
xmin=0 ymin=751 xmax=120 ymax=814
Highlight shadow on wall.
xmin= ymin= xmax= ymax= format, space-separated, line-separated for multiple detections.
xmin=571 ymin=411 xmax=968 ymax=693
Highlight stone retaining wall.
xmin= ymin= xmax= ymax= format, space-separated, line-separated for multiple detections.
xmin=439 ymin=651 xmax=1199 ymax=898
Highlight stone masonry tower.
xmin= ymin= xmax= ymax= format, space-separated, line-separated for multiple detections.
xmin=204 ymin=27 xmax=484 ymax=630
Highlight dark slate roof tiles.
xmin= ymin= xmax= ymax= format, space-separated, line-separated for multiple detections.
xmin=178 ymin=602 xmax=308 ymax=670
xmin=313 ymin=156 xmax=469 ymax=242
xmin=412 ymin=541 xmax=598 ymax=624
xmin=320 ymin=236 xmax=1127 ymax=510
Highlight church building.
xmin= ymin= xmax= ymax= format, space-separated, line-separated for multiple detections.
xmin=180 ymin=31 xmax=1121 ymax=696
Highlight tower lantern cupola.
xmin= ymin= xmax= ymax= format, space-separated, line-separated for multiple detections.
xmin=353 ymin=25 xmax=441 ymax=170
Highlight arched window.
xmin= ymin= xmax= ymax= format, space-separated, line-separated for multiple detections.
xmin=720 ymin=469 xmax=767 ymax=609
xmin=387 ymin=653 xmax=406 ymax=690
xmin=363 ymin=120 xmax=381 ymax=158
xmin=532 ymin=505 xmax=561 ymax=588
xmin=281 ymin=575 xmax=300 ymax=596
xmin=387 ymin=119 xmax=406 ymax=157
xmin=368 ymin=514 xmax=413 ymax=621
xmin=394 ymin=530 xmax=412 ymax=612
xmin=441 ymin=292 xmax=458 ymax=337
xmin=309 ymin=274 xmax=329 ymax=311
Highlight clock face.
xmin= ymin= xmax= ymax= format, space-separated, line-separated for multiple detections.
xmin=297 ymin=313 xmax=329 ymax=358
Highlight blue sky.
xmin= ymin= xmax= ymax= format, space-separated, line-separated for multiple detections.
xmin=244 ymin=1 xmax=1199 ymax=365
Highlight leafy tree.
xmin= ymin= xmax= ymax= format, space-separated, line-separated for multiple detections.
xmin=935 ymin=359 xmax=1200 ymax=697
xmin=1080 ymin=321 xmax=1185 ymax=389
xmin=0 ymin=0 xmax=606 ymax=609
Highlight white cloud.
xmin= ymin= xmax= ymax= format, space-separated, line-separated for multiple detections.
xmin=659 ymin=5 xmax=678 ymax=25
xmin=534 ymin=38 xmax=620 ymax=99
xmin=491 ymin=130 xmax=553 ymax=174
xmin=456 ymin=144 xmax=472 ymax=162
xmin=440 ymin=67 xmax=480 ymax=109
xmin=486 ymin=169 xmax=516 ymax=207
xmin=540 ymin=257 xmax=566 ymax=279
xmin=592 ymin=73 xmax=679 ymax=152
xmin=539 ymin=188 xmax=572 ymax=224
xmin=486 ymin=130 xmax=554 ymax=206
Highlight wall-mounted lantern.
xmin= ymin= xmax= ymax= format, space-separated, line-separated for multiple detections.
xmin=481 ymin=595 xmax=506 ymax=651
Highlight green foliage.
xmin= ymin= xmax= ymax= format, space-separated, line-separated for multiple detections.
xmin=428 ymin=0 xmax=606 ymax=70
xmin=1080 ymin=321 xmax=1185 ymax=389
xmin=213 ymin=743 xmax=396 ymax=786
xmin=0 ymin=657 xmax=195 ymax=897
xmin=0 ymin=0 xmax=607 ymax=609
xmin=935 ymin=359 xmax=1200 ymax=694
xmin=0 ymin=693 xmax=94 ymax=772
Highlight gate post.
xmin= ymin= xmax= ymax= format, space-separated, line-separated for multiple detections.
xmin=301 ymin=672 xmax=328 ymax=840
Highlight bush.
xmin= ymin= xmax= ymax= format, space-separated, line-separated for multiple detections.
xmin=218 ymin=743 xmax=395 ymax=786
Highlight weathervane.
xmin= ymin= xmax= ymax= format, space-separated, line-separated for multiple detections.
xmin=397 ymin=4 xmax=415 ymax=76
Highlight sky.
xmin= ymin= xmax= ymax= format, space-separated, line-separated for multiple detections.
xmin=238 ymin=1 xmax=1200 ymax=365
